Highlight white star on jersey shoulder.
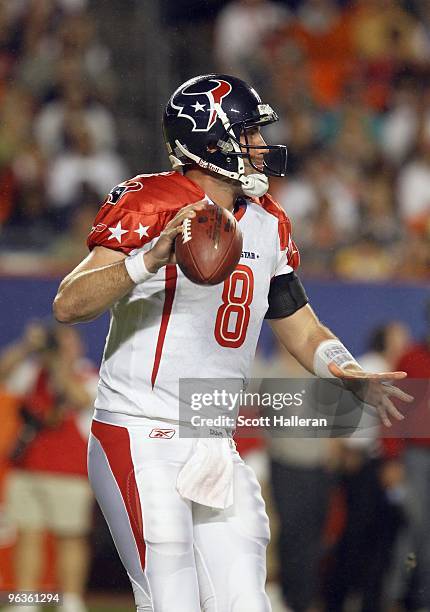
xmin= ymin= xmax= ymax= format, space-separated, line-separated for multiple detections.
xmin=191 ymin=101 xmax=205 ymax=112
xmin=108 ymin=221 xmax=129 ymax=243
xmin=134 ymin=223 xmax=150 ymax=239
xmin=107 ymin=221 xmax=151 ymax=243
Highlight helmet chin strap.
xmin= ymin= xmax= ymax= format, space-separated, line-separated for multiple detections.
xmin=174 ymin=140 xmax=269 ymax=198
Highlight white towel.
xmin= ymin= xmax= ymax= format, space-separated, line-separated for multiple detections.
xmin=176 ymin=437 xmax=234 ymax=509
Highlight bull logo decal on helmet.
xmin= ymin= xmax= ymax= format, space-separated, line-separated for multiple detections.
xmin=172 ymin=79 xmax=232 ymax=132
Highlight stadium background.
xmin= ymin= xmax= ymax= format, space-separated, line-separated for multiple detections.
xmin=0 ymin=0 xmax=429 ymax=610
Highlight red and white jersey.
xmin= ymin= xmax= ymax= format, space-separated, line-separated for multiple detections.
xmin=88 ymin=171 xmax=299 ymax=421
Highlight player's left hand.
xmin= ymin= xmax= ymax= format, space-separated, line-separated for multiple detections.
xmin=328 ymin=363 xmax=414 ymax=427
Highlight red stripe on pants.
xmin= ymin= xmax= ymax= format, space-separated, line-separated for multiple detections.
xmin=91 ymin=420 xmax=146 ymax=569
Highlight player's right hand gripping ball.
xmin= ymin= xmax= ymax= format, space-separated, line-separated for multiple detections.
xmin=175 ymin=203 xmax=243 ymax=285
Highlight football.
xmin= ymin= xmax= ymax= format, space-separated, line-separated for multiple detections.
xmin=175 ymin=203 xmax=243 ymax=285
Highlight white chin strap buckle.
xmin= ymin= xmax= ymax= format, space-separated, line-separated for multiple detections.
xmin=240 ymin=173 xmax=269 ymax=197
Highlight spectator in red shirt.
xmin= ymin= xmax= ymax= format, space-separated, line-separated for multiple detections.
xmin=0 ymin=322 xmax=97 ymax=612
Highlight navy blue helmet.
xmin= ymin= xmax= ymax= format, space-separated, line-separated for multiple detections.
xmin=163 ymin=74 xmax=287 ymax=197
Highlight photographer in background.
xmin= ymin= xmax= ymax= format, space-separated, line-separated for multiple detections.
xmin=0 ymin=322 xmax=97 ymax=612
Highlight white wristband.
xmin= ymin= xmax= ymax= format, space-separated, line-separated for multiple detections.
xmin=124 ymin=252 xmax=156 ymax=284
xmin=313 ymin=339 xmax=359 ymax=378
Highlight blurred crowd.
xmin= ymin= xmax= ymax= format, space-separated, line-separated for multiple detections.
xmin=214 ymin=0 xmax=430 ymax=281
xmin=0 ymin=0 xmax=124 ymax=270
xmin=0 ymin=0 xmax=429 ymax=280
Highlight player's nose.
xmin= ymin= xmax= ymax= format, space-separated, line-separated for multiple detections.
xmin=251 ymin=134 xmax=267 ymax=166
xmin=252 ymin=131 xmax=267 ymax=150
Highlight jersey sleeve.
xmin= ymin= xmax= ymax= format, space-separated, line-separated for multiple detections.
xmin=260 ymin=193 xmax=300 ymax=277
xmin=87 ymin=182 xmax=173 ymax=255
xmin=273 ymin=232 xmax=300 ymax=277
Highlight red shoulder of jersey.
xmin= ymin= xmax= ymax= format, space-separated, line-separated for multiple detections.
xmin=87 ymin=171 xmax=205 ymax=255
xmin=254 ymin=192 xmax=300 ymax=270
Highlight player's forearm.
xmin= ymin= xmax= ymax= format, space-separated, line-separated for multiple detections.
xmin=53 ymin=260 xmax=135 ymax=324
xmin=283 ymin=322 xmax=336 ymax=374
xmin=270 ymin=306 xmax=361 ymax=377
xmin=293 ymin=324 xmax=337 ymax=373
xmin=269 ymin=306 xmax=336 ymax=374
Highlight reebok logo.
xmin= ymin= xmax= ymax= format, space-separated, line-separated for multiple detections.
xmin=149 ymin=428 xmax=176 ymax=439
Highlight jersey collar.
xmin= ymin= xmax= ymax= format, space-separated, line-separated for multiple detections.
xmin=233 ymin=197 xmax=247 ymax=221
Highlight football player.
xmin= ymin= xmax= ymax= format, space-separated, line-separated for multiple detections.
xmin=53 ymin=74 xmax=412 ymax=612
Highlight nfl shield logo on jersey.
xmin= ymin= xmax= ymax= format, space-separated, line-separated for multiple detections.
xmin=149 ymin=428 xmax=176 ymax=439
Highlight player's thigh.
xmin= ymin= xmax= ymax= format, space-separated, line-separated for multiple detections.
xmin=88 ymin=421 xmax=196 ymax=545
xmin=38 ymin=473 xmax=93 ymax=536
xmin=134 ymin=453 xmax=200 ymax=612
xmin=118 ymin=420 xmax=196 ymax=548
xmin=193 ymin=456 xmax=271 ymax=612
xmin=89 ymin=419 xmax=198 ymax=610
xmin=5 ymin=470 xmax=45 ymax=532
xmin=88 ymin=429 xmax=151 ymax=609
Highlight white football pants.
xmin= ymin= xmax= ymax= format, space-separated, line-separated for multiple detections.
xmin=87 ymin=409 xmax=271 ymax=612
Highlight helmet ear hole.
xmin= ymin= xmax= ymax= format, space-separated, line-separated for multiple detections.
xmin=206 ymin=140 xmax=219 ymax=153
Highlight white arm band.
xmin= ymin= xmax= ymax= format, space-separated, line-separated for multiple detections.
xmin=124 ymin=252 xmax=156 ymax=284
xmin=313 ymin=339 xmax=359 ymax=378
